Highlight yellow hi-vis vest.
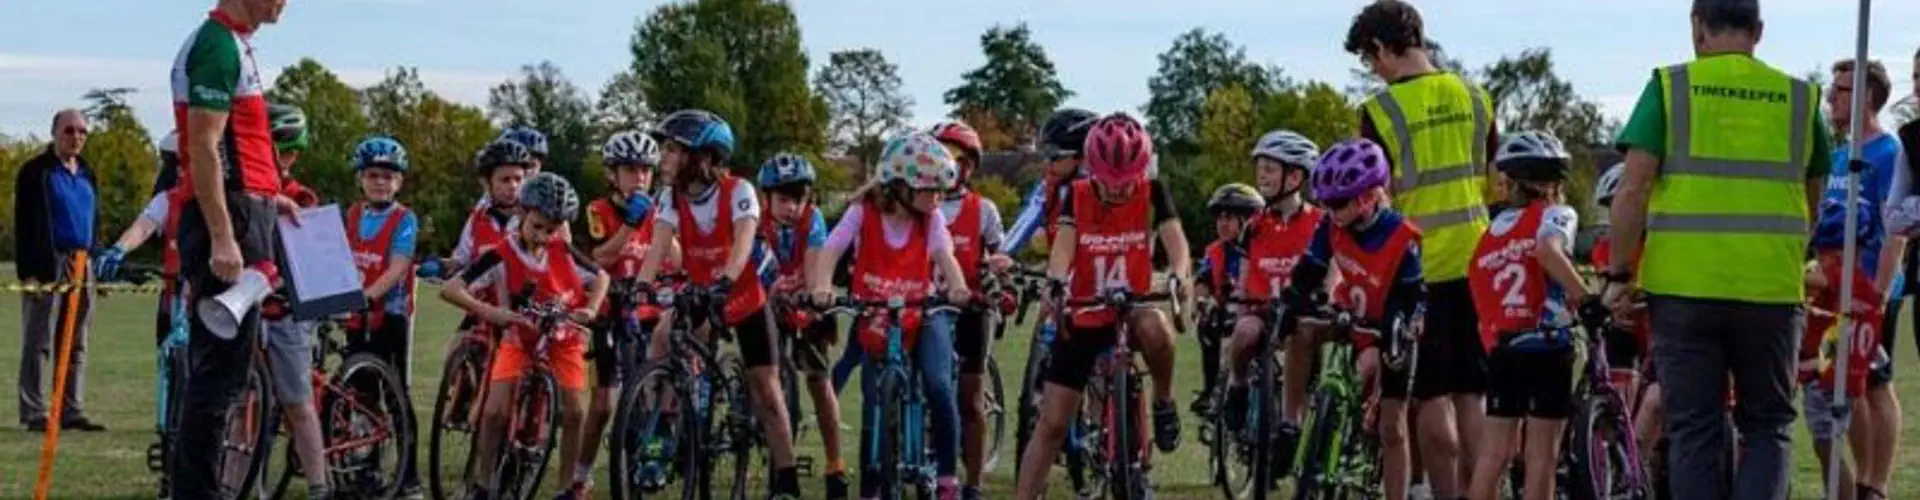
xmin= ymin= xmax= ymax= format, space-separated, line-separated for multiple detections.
xmin=1363 ymin=73 xmax=1493 ymax=282
xmin=1645 ymin=55 xmax=1816 ymax=304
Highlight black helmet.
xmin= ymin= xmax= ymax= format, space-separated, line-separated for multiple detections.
xmin=519 ymin=172 xmax=581 ymax=222
xmin=1037 ymin=108 xmax=1098 ymax=155
xmin=1208 ymin=183 xmax=1265 ymax=216
xmin=474 ymin=139 xmax=534 ymax=176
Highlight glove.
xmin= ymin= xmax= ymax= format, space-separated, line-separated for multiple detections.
xmin=712 ymin=276 xmax=734 ymax=297
xmin=416 ymin=257 xmax=444 ymax=279
xmin=623 ymin=193 xmax=655 ymax=227
xmin=92 ymin=245 xmax=126 ymax=281
xmin=1578 ymin=296 xmax=1612 ymax=331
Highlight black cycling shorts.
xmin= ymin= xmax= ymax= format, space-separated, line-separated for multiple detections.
xmin=1414 ymin=279 xmax=1488 ymax=399
xmin=956 ymin=309 xmax=992 ymax=375
xmin=685 ymin=306 xmax=779 ymax=369
xmin=1485 ymin=345 xmax=1576 ymax=419
xmin=589 ymin=317 xmax=658 ymax=388
xmin=1044 ymin=323 xmax=1118 ymax=391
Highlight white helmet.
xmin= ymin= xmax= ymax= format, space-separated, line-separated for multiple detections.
xmin=158 ymin=130 xmax=179 ymax=156
xmin=874 ymin=132 xmax=959 ymax=191
xmin=1250 ymin=130 xmax=1320 ymax=169
xmin=603 ymin=130 xmax=660 ymax=168
xmin=1494 ymin=131 xmax=1571 ymax=164
xmin=1595 ymin=162 xmax=1625 ymax=207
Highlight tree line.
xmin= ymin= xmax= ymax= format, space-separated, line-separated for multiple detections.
xmin=0 ymin=0 xmax=1626 ymax=261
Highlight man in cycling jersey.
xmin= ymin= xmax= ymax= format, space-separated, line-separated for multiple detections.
xmin=574 ymin=131 xmax=665 ymax=499
xmin=635 ymin=109 xmax=804 ymax=499
xmin=1286 ymin=139 xmax=1425 ymax=500
xmin=1014 ymin=113 xmax=1190 ymax=500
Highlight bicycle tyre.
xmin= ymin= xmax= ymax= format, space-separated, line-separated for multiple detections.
xmin=1251 ymin=352 xmax=1278 ymax=500
xmin=716 ymin=367 xmax=758 ymax=500
xmin=876 ymin=371 xmax=907 ymax=500
xmin=608 ymin=366 xmax=683 ymax=499
xmin=1569 ymin=396 xmax=1646 ymax=500
xmin=1210 ymin=384 xmax=1247 ymax=499
xmin=494 ymin=373 xmax=560 ymax=500
xmin=1108 ymin=366 xmax=1137 ymax=500
xmin=154 ymin=347 xmax=191 ymax=491
xmin=326 ymin=353 xmax=416 ymax=499
xmin=222 ymin=361 xmax=278 ymax=499
xmin=1013 ymin=324 xmax=1050 ymax=474
xmin=984 ymin=355 xmax=1008 ymax=473
xmin=1292 ymin=390 xmax=1339 ymax=500
xmin=428 ymin=341 xmax=489 ymax=500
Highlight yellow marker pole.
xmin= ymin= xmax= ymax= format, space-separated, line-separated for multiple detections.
xmin=34 ymin=250 xmax=88 ymax=500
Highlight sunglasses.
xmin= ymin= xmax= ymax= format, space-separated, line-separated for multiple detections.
xmin=1043 ymin=148 xmax=1079 ymax=162
xmin=61 ymin=127 xmax=87 ymax=136
xmin=1322 ymin=197 xmax=1356 ymax=210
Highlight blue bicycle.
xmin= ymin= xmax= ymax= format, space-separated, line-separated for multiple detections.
xmin=817 ymin=295 xmax=959 ymax=500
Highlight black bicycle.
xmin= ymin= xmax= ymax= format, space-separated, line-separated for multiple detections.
xmin=608 ymin=277 xmax=747 ymax=500
xmin=1208 ymin=296 xmax=1289 ymax=500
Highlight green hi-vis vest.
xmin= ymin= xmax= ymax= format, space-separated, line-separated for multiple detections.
xmin=1362 ymin=73 xmax=1493 ymax=283
xmin=1646 ymin=55 xmax=1816 ymax=304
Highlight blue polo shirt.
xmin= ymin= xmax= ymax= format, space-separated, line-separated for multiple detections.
xmin=1818 ymin=133 xmax=1901 ymax=274
xmin=356 ymin=204 xmax=419 ymax=315
xmin=47 ymin=165 xmax=95 ymax=251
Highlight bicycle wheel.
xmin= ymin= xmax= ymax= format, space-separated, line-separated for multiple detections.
xmin=1333 ymin=405 xmax=1382 ymax=500
xmin=1107 ymin=366 xmax=1139 ymax=500
xmin=873 ymin=371 xmax=907 ymax=500
xmin=714 ymin=368 xmax=762 ymax=500
xmin=610 ymin=366 xmax=690 ymax=499
xmin=1292 ymin=390 xmax=1339 ymax=500
xmin=326 ymin=353 xmax=416 ymax=498
xmin=152 ymin=347 xmax=191 ymax=493
xmin=1569 ymin=396 xmax=1646 ymax=500
xmin=493 ymin=373 xmax=560 ymax=500
xmin=1014 ymin=330 xmax=1049 ymax=474
xmin=428 ymin=341 xmax=489 ymax=500
xmin=219 ymin=362 xmax=277 ymax=499
xmin=1211 ymin=386 xmax=1249 ymax=500
xmin=984 ymin=355 xmax=1008 ymax=473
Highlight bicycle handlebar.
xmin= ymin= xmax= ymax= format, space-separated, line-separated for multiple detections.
xmin=800 ymin=295 xmax=964 ymax=319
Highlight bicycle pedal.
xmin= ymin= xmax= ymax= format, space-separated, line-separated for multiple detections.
xmin=795 ymin=456 xmax=815 ymax=477
xmin=146 ymin=443 xmax=167 ymax=472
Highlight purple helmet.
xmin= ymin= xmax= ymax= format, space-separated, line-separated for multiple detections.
xmin=1311 ymin=139 xmax=1390 ymax=201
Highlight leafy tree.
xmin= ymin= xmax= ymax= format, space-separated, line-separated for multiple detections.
xmin=815 ymin=48 xmax=912 ymax=167
xmin=1479 ymin=48 xmax=1612 ymax=147
xmin=1177 ymin=85 xmax=1259 ymax=245
xmin=364 ymin=68 xmax=498 ymax=254
xmin=1145 ymin=28 xmax=1283 ymax=156
xmin=81 ymin=88 xmax=137 ymax=124
xmin=489 ymin=61 xmax=596 ymax=189
xmin=594 ymin=69 xmax=653 ymax=139
xmin=1891 ymin=95 xmax=1919 ymax=129
xmin=1259 ymin=81 xmax=1357 ymax=151
xmin=0 ymin=134 xmax=41 ymax=259
xmin=268 ymin=58 xmax=372 ymax=203
xmin=953 ymin=106 xmax=1020 ymax=151
xmin=629 ymin=0 xmax=827 ymax=172
xmin=78 ymin=89 xmax=158 ymax=249
xmin=943 ymin=24 xmax=1074 ymax=146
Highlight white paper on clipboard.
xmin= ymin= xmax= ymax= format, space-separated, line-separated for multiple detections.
xmin=276 ymin=204 xmax=367 ymax=318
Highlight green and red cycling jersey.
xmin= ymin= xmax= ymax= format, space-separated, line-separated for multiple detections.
xmin=170 ymin=10 xmax=280 ymax=199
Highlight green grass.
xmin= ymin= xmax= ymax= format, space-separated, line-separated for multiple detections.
xmin=3 ymin=273 xmax=1919 ymax=498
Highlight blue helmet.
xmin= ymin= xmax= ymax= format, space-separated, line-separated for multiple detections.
xmin=352 ymin=136 xmax=410 ymax=173
xmin=498 ymin=126 xmax=550 ymax=158
xmin=757 ymin=153 xmax=816 ymax=189
xmin=649 ymin=109 xmax=736 ymax=160
xmin=1812 ymin=198 xmax=1882 ymax=251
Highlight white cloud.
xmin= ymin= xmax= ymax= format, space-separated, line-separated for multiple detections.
xmin=0 ymin=52 xmax=508 ymax=139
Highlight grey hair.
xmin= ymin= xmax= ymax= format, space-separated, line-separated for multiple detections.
xmin=50 ymin=108 xmax=86 ymax=134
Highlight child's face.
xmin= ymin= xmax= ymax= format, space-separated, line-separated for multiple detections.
xmin=910 ymin=189 xmax=941 ymax=214
xmin=359 ymin=168 xmax=403 ymax=202
xmin=519 ymin=212 xmax=563 ymax=247
xmin=1215 ymin=214 xmax=1244 ymax=241
xmin=613 ymin=165 xmax=653 ymax=196
xmin=275 ymin=150 xmax=300 ymax=174
xmin=768 ymin=191 xmax=805 ymax=224
xmin=1328 ymin=190 xmax=1379 ymax=229
xmin=1255 ymin=158 xmax=1288 ymax=198
xmin=486 ymin=167 xmax=527 ymax=206
xmin=661 ymin=142 xmax=693 ymax=183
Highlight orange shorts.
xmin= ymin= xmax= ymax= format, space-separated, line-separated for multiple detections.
xmin=488 ymin=327 xmax=589 ymax=391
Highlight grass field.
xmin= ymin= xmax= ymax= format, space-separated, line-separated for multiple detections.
xmin=3 ymin=273 xmax=1920 ymax=499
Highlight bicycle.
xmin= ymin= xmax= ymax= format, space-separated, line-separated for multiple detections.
xmin=1290 ymin=300 xmax=1413 ymax=500
xmin=1009 ymin=268 xmax=1095 ymax=493
xmin=814 ymin=295 xmax=962 ymax=500
xmin=608 ymin=278 xmax=751 ymax=500
xmin=1207 ymin=296 xmax=1288 ymax=500
xmin=469 ymin=295 xmax=584 ymax=499
xmin=1562 ymin=311 xmax=1651 ymax=500
xmin=263 ymin=312 xmax=418 ymax=499
xmin=427 ymin=299 xmax=500 ymax=500
xmin=971 ymin=269 xmax=1021 ymax=473
xmin=1054 ymin=278 xmax=1182 ymax=500
xmin=128 ymin=265 xmax=191 ymax=498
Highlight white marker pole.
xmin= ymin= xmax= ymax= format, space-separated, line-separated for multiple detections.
xmin=1829 ymin=1 xmax=1872 ymax=499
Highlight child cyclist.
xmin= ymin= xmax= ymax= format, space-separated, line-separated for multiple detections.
xmin=1220 ymin=131 xmax=1324 ymax=455
xmin=1014 ymin=113 xmax=1192 ymax=500
xmin=927 ymin=120 xmax=1011 ymax=500
xmin=439 ymin=173 xmax=607 ymax=500
xmin=340 ymin=136 xmax=426 ymax=498
xmin=1801 ymin=200 xmax=1889 ymax=500
xmin=1282 ymin=138 xmax=1423 ymax=500
xmin=570 ymin=131 xmax=666 ymax=499
xmin=1193 ymin=183 xmax=1260 ymax=417
xmin=756 ymin=152 xmax=852 ymax=499
xmin=806 ymin=132 xmax=973 ymax=500
xmin=262 ymin=106 xmax=336 ymax=499
xmin=443 ymin=140 xmax=534 ymax=274
xmin=1463 ymin=132 xmax=1592 ymax=500
xmin=633 ymin=109 xmax=804 ymax=499
xmin=1591 ymin=164 xmax=1664 ymax=457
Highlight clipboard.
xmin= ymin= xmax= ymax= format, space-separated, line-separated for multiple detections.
xmin=276 ymin=204 xmax=368 ymax=320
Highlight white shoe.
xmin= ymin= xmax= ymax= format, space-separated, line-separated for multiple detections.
xmin=1409 ymin=483 xmax=1433 ymax=500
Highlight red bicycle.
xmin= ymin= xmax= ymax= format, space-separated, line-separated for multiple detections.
xmin=263 ymin=313 xmax=417 ymax=498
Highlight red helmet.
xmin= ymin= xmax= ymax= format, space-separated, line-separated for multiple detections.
xmin=928 ymin=121 xmax=982 ymax=158
xmin=1084 ymin=113 xmax=1153 ymax=185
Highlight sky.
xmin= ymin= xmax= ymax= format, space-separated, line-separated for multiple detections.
xmin=3 ymin=0 xmax=1920 ymax=142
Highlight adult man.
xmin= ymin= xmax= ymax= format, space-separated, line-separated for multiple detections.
xmin=1605 ymin=1 xmax=1830 ymax=498
xmin=12 ymin=109 xmax=106 ymax=433
xmin=1345 ymin=2 xmax=1498 ymax=496
xmin=1818 ymin=58 xmax=1902 ymax=500
xmin=168 ymin=0 xmax=292 ymax=497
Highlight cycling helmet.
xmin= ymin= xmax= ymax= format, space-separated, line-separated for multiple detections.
xmin=928 ymin=121 xmax=983 ymax=158
xmin=351 ymin=136 xmax=410 ymax=173
xmin=1083 ymin=113 xmax=1154 ymax=185
xmin=603 ymin=130 xmax=661 ymax=168
xmin=1812 ymin=197 xmax=1882 ymax=251
xmin=1251 ymin=130 xmax=1320 ymax=169
xmin=498 ymin=126 xmax=550 ymax=158
xmin=1495 ymin=131 xmax=1572 ymax=182
xmin=268 ymin=104 xmax=309 ymax=152
xmin=1208 ymin=183 xmax=1265 ymax=216
xmin=874 ymin=132 xmax=959 ymax=190
xmin=1311 ymin=139 xmax=1391 ymax=201
xmin=758 ymin=153 xmax=817 ymax=189
xmin=519 ymin=172 xmax=581 ymax=222
xmin=1038 ymin=108 xmax=1098 ymax=154
xmin=1594 ymin=162 xmax=1625 ymax=207
xmin=157 ymin=130 xmax=179 ymax=156
xmin=650 ymin=109 xmax=737 ymax=160
xmin=474 ymin=139 xmax=534 ymax=176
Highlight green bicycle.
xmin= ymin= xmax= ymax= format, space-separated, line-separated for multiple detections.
xmin=1290 ymin=301 xmax=1416 ymax=500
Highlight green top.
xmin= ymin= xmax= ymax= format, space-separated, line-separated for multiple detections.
xmin=1615 ymin=66 xmax=1832 ymax=179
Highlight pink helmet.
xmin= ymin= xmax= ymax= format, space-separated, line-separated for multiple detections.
xmin=1083 ymin=113 xmax=1153 ymax=185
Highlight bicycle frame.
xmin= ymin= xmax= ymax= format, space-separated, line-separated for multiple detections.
xmin=1060 ymin=286 xmax=1178 ymax=499
xmin=818 ymin=296 xmax=959 ymax=495
xmin=1568 ymin=321 xmax=1650 ymax=498
xmin=306 ymin=319 xmax=399 ymax=461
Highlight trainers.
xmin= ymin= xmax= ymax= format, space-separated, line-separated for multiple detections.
xmin=825 ymin=472 xmax=850 ymax=500
xmin=961 ymin=485 xmax=985 ymax=500
xmin=553 ymin=481 xmax=589 ymax=500
xmin=1152 ymin=399 xmax=1181 ymax=452
xmin=1189 ymin=390 xmax=1214 ymax=417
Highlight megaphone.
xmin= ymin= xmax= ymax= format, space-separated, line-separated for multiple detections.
xmin=197 ymin=263 xmax=278 ymax=340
